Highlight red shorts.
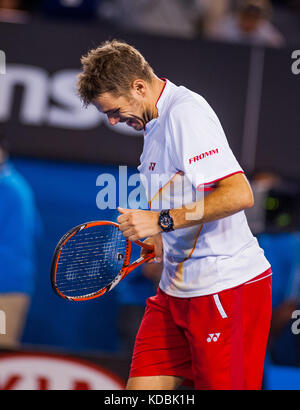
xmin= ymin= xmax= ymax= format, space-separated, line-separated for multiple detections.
xmin=129 ymin=268 xmax=272 ymax=390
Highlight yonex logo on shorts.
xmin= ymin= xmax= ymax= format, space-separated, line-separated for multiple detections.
xmin=189 ymin=148 xmax=219 ymax=165
xmin=207 ymin=333 xmax=220 ymax=343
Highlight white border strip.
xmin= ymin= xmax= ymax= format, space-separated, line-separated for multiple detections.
xmin=213 ymin=294 xmax=228 ymax=319
xmin=245 ymin=272 xmax=272 ymax=285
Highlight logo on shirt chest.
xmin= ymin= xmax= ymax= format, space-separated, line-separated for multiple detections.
xmin=148 ymin=162 xmax=157 ymax=171
xmin=189 ymin=148 xmax=219 ymax=165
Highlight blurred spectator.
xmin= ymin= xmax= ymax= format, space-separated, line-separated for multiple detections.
xmin=0 ymin=132 xmax=41 ymax=348
xmin=246 ymin=172 xmax=300 ymax=366
xmin=200 ymin=0 xmax=232 ymax=35
xmin=0 ymin=0 xmax=32 ymax=23
xmin=98 ymin=0 xmax=221 ymax=39
xmin=206 ymin=0 xmax=286 ymax=48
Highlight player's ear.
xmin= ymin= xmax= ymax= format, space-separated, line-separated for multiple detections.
xmin=132 ymin=79 xmax=147 ymax=97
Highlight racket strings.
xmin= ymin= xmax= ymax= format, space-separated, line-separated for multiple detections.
xmin=55 ymin=224 xmax=128 ymax=298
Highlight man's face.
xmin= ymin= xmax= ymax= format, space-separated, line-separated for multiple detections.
xmin=93 ymin=85 xmax=151 ymax=132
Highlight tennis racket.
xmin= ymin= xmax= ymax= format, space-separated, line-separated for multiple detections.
xmin=50 ymin=221 xmax=155 ymax=301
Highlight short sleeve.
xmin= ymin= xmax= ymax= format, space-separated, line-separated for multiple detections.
xmin=167 ymin=102 xmax=243 ymax=188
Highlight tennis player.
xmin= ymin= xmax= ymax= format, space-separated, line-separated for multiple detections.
xmin=77 ymin=40 xmax=272 ymax=390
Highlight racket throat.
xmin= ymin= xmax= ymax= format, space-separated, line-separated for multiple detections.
xmin=126 ymin=253 xmax=155 ymax=274
xmin=132 ymin=256 xmax=144 ymax=265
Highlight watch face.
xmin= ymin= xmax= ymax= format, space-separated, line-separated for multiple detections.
xmin=159 ymin=210 xmax=174 ymax=232
xmin=160 ymin=216 xmax=169 ymax=228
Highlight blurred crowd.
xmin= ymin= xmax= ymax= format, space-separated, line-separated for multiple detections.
xmin=0 ymin=0 xmax=300 ymax=47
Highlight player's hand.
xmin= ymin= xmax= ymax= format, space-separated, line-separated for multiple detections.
xmin=117 ymin=207 xmax=162 ymax=241
xmin=141 ymin=234 xmax=163 ymax=264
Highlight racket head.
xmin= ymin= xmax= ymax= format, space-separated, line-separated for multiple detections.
xmin=50 ymin=221 xmax=132 ymax=301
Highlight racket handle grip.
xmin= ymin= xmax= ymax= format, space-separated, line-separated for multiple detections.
xmin=142 ymin=252 xmax=156 ymax=262
xmin=124 ymin=251 xmax=156 ymax=275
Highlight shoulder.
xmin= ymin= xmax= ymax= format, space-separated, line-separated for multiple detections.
xmin=165 ymin=87 xmax=223 ymax=135
xmin=174 ymin=86 xmax=217 ymax=117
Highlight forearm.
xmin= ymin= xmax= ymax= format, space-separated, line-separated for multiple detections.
xmin=169 ymin=175 xmax=254 ymax=230
xmin=117 ymin=174 xmax=254 ymax=241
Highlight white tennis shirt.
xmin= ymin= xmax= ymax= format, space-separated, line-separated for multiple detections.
xmin=138 ymin=79 xmax=270 ymax=297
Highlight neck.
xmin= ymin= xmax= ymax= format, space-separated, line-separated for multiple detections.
xmin=151 ymin=77 xmax=166 ymax=119
xmin=140 ymin=77 xmax=166 ymax=128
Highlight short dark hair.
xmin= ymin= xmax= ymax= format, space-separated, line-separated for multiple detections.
xmin=77 ymin=39 xmax=155 ymax=107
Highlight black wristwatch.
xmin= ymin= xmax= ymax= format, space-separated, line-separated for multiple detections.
xmin=158 ymin=209 xmax=174 ymax=232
